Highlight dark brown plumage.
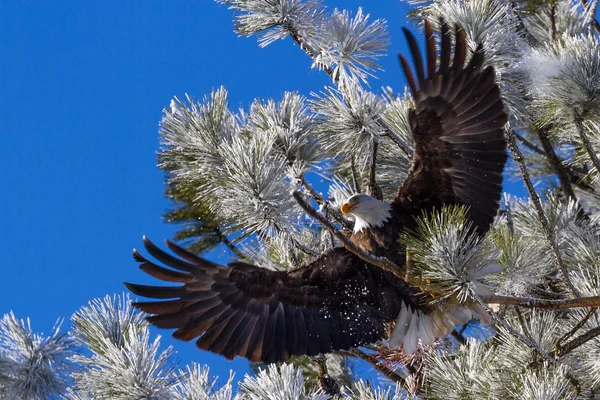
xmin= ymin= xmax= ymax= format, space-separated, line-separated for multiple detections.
xmin=125 ymin=19 xmax=508 ymax=363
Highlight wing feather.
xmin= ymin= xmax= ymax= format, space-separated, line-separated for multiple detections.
xmin=395 ymin=19 xmax=508 ymax=233
xmin=125 ymin=239 xmax=427 ymax=363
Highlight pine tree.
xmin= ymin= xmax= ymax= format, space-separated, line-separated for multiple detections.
xmin=3 ymin=0 xmax=600 ymax=398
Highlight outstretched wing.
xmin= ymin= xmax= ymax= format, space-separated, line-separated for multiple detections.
xmin=395 ymin=20 xmax=508 ymax=233
xmin=125 ymin=237 xmax=427 ymax=363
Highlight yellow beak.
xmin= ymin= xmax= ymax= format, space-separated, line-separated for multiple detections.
xmin=340 ymin=202 xmax=353 ymax=215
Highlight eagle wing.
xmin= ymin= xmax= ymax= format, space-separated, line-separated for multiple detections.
xmin=395 ymin=20 xmax=508 ymax=233
xmin=125 ymin=237 xmax=427 ymax=363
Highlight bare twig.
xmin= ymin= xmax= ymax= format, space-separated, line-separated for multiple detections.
xmin=293 ymin=191 xmax=405 ymax=279
xmin=534 ymin=126 xmax=576 ymax=199
xmin=505 ymin=128 xmax=581 ymax=297
xmin=375 ymin=115 xmax=413 ymax=158
xmin=482 ymin=295 xmax=600 ymax=309
xmin=451 ymin=325 xmax=468 ymax=345
xmin=292 ymin=238 xmax=320 ymax=257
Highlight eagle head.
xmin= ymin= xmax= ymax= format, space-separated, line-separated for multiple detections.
xmin=340 ymin=194 xmax=392 ymax=233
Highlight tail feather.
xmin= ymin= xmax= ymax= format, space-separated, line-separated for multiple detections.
xmin=389 ymin=301 xmax=492 ymax=354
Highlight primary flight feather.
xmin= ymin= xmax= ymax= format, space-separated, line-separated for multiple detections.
xmin=125 ymin=19 xmax=508 ymax=363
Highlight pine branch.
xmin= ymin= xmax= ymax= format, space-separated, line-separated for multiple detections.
xmin=534 ymin=126 xmax=576 ymax=200
xmin=504 ymin=193 xmax=514 ymax=236
xmin=292 ymin=190 xmax=405 ymax=280
xmin=482 ymin=295 xmax=600 ymax=309
xmin=337 ymin=349 xmax=406 ymax=384
xmin=312 ymin=355 xmax=340 ymax=396
xmin=514 ymin=130 xmax=544 ymax=155
xmin=581 ymin=0 xmax=600 ymax=35
xmin=285 ymin=22 xmax=336 ymax=80
xmin=556 ymin=307 xmax=597 ymax=349
xmin=473 ymin=294 xmax=556 ymax=363
xmin=367 ymin=138 xmax=382 ymax=200
xmin=350 ymin=156 xmax=362 ymax=193
xmin=299 ymin=175 xmax=353 ymax=232
xmin=549 ymin=3 xmax=557 ymax=41
xmin=505 ymin=128 xmax=581 ymax=297
xmin=575 ymin=115 xmax=600 ymax=181
xmin=557 ymin=325 xmax=600 ymax=357
xmin=509 ymin=0 xmax=540 ymax=47
xmin=215 ymin=226 xmax=247 ymax=260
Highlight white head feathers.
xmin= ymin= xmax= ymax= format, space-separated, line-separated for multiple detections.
xmin=340 ymin=194 xmax=392 ymax=234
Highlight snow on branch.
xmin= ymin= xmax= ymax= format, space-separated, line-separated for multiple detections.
xmin=219 ymin=1 xmax=389 ymax=84
xmin=0 ymin=312 xmax=76 ymax=399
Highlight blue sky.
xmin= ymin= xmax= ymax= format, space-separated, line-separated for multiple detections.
xmin=0 ymin=0 xmax=531 ymax=386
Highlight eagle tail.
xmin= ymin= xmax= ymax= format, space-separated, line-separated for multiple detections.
xmin=389 ymin=301 xmax=491 ymax=354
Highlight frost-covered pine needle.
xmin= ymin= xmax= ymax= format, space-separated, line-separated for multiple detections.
xmin=71 ymin=293 xmax=147 ymax=353
xmin=424 ymin=340 xmax=497 ymax=400
xmin=217 ymin=133 xmax=301 ymax=241
xmin=512 ymin=362 xmax=576 ymax=400
xmin=343 ymin=379 xmax=405 ymax=400
xmin=311 ymin=82 xmax=386 ymax=171
xmin=0 ymin=312 xmax=76 ymax=400
xmin=526 ymin=33 xmax=600 ymax=127
xmin=172 ymin=363 xmax=234 ymax=400
xmin=424 ymin=0 xmax=530 ymax=123
xmin=237 ymin=363 xmax=330 ymax=400
xmin=313 ymin=8 xmax=389 ymax=83
xmin=246 ymin=92 xmax=322 ymax=177
xmin=401 ymin=206 xmax=501 ymax=302
xmin=217 ymin=0 xmax=326 ymax=47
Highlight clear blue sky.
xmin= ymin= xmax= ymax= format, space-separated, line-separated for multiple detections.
xmin=0 ymin=0 xmax=529 ymax=385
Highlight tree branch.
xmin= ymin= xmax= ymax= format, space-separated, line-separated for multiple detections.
xmin=556 ymin=307 xmax=596 ymax=351
xmin=368 ymin=138 xmax=382 ymax=200
xmin=336 ymin=349 xmax=407 ymax=384
xmin=509 ymin=0 xmax=541 ymax=47
xmin=215 ymin=226 xmax=247 ymax=260
xmin=293 ymin=191 xmax=405 ymax=280
xmin=575 ymin=116 xmax=600 ymax=181
xmin=473 ymin=294 xmax=555 ymax=363
xmin=284 ymin=22 xmax=336 ymax=80
xmin=350 ymin=156 xmax=362 ymax=193
xmin=503 ymin=193 xmax=514 ymax=236
xmin=482 ymin=295 xmax=600 ymax=309
xmin=299 ymin=175 xmax=353 ymax=232
xmin=581 ymin=0 xmax=600 ymax=35
xmin=534 ymin=126 xmax=576 ymax=200
xmin=514 ymin=130 xmax=544 ymax=155
xmin=549 ymin=4 xmax=557 ymax=41
xmin=557 ymin=325 xmax=600 ymax=357
xmin=505 ymin=128 xmax=581 ymax=297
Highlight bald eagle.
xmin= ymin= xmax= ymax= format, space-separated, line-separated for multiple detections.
xmin=125 ymin=20 xmax=508 ymax=363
